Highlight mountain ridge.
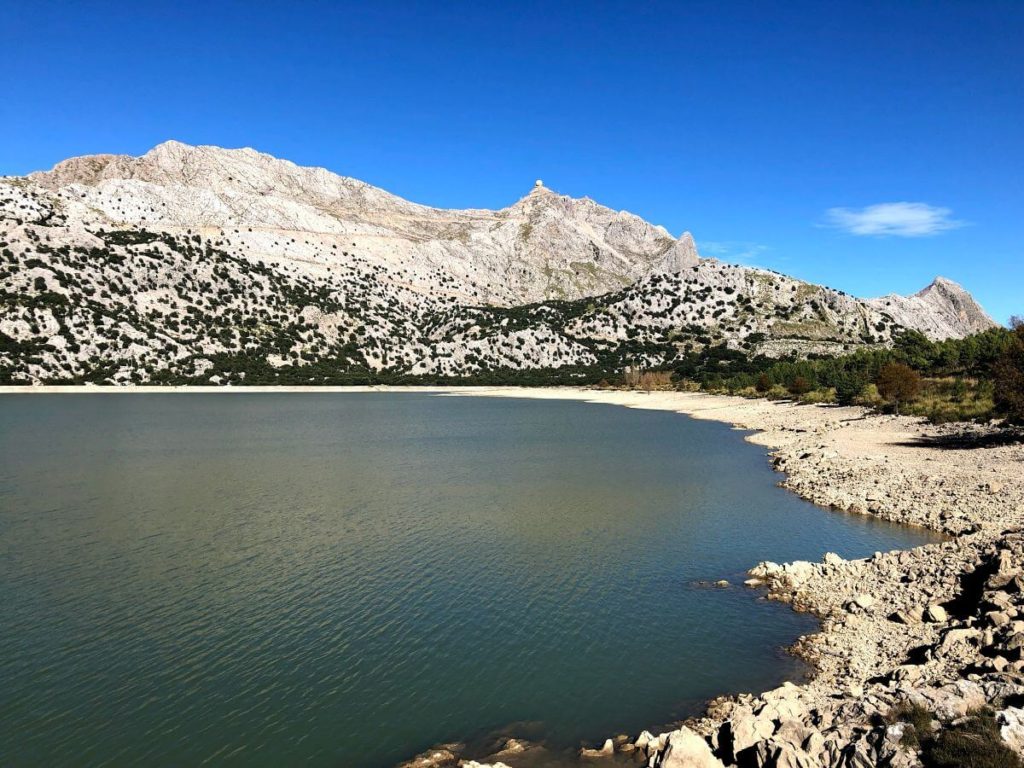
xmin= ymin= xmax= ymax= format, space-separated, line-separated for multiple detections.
xmin=0 ymin=142 xmax=996 ymax=385
xmin=27 ymin=140 xmax=695 ymax=305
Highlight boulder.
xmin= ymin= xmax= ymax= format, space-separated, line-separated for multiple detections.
xmin=580 ymin=738 xmax=614 ymax=758
xmin=988 ymin=571 xmax=1018 ymax=590
xmin=490 ymin=738 xmax=529 ymax=756
xmin=925 ymin=604 xmax=948 ymax=623
xmin=400 ymin=747 xmax=460 ymax=768
xmin=784 ymin=561 xmax=815 ymax=581
xmin=986 ymin=590 xmax=1014 ymax=610
xmin=912 ymin=680 xmax=987 ymax=720
xmin=1006 ymin=632 xmax=1024 ymax=654
xmin=891 ymin=607 xmax=924 ymax=625
xmin=998 ymin=706 xmax=1024 ymax=755
xmin=849 ymin=594 xmax=875 ymax=611
xmin=660 ymin=728 xmax=724 ymax=768
xmin=635 ymin=731 xmax=655 ymax=751
xmin=987 ymin=610 xmax=1013 ymax=627
xmin=751 ymin=562 xmax=783 ymax=579
xmin=893 ymin=664 xmax=923 ymax=683
xmin=769 ymin=742 xmax=819 ymax=768
xmin=772 ymin=719 xmax=815 ymax=751
xmin=722 ymin=708 xmax=776 ymax=761
xmin=938 ymin=627 xmax=981 ymax=654
xmin=997 ymin=550 xmax=1016 ymax=573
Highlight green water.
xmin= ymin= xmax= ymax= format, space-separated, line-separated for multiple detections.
xmin=0 ymin=393 xmax=940 ymax=766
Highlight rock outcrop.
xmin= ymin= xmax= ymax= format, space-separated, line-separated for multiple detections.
xmin=868 ymin=276 xmax=995 ymax=339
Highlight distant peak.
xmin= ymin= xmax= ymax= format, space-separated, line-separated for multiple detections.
xmin=149 ymin=139 xmax=191 ymax=152
xmin=916 ymin=275 xmax=965 ymax=297
xmin=527 ymin=179 xmax=555 ymax=197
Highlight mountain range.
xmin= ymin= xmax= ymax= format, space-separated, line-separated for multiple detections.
xmin=0 ymin=141 xmax=995 ymax=384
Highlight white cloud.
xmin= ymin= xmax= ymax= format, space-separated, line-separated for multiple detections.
xmin=699 ymin=241 xmax=770 ymax=264
xmin=824 ymin=202 xmax=965 ymax=237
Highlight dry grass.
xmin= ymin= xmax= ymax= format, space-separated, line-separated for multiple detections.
xmin=622 ymin=369 xmax=674 ymax=391
xmin=903 ymin=377 xmax=996 ymax=423
xmin=921 ymin=708 xmax=1023 ymax=768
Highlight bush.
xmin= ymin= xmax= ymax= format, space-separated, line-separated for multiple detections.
xmin=886 ymin=700 xmax=935 ymax=747
xmin=951 ymin=377 xmax=969 ymax=402
xmin=903 ymin=377 xmax=996 ymax=423
xmin=799 ymin=388 xmax=836 ymax=405
xmin=993 ymin=317 xmax=1024 ymax=424
xmin=623 ymin=369 xmax=673 ymax=391
xmin=834 ymin=370 xmax=869 ymax=405
xmin=876 ymin=362 xmax=921 ymax=415
xmin=920 ymin=708 xmax=1022 ymax=768
xmin=787 ymin=376 xmax=812 ymax=396
xmin=854 ymin=382 xmax=884 ymax=408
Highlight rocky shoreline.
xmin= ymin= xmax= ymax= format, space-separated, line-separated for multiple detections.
xmin=416 ymin=388 xmax=1024 ymax=768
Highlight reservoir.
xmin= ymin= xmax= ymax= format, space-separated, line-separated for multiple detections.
xmin=0 ymin=393 xmax=941 ymax=766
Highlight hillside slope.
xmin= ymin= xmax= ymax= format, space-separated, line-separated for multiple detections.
xmin=0 ymin=142 xmax=996 ymax=385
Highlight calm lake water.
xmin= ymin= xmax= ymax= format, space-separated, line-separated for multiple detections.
xmin=0 ymin=393 xmax=940 ymax=766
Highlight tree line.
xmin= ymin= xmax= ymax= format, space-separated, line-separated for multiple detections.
xmin=669 ymin=321 xmax=1023 ymax=424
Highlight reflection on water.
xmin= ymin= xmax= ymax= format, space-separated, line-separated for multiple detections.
xmin=0 ymin=394 xmax=941 ymax=767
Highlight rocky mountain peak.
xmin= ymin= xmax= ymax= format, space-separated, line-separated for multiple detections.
xmin=658 ymin=231 xmax=700 ymax=272
xmin=917 ymin=275 xmax=967 ymax=299
xmin=867 ymin=276 xmax=995 ymax=339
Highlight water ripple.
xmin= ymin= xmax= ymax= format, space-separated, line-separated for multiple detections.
xmin=0 ymin=394 xmax=940 ymax=767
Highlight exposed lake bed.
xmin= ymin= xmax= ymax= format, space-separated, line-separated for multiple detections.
xmin=0 ymin=390 xmax=948 ymax=767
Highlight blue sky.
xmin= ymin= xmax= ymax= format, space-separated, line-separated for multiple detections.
xmin=3 ymin=2 xmax=1021 ymax=323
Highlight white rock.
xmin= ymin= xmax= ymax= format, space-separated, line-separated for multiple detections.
xmin=660 ymin=727 xmax=724 ymax=768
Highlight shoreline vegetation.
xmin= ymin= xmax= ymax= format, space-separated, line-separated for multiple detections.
xmin=9 ymin=320 xmax=1021 ymax=428
xmin=6 ymin=385 xmax=1024 ymax=766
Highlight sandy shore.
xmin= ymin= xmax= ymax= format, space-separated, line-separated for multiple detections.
xmin=7 ymin=385 xmax=1024 ymax=766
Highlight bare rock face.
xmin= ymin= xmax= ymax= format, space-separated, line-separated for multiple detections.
xmin=868 ymin=276 xmax=996 ymax=339
xmin=660 ymin=728 xmax=725 ymax=768
xmin=0 ymin=141 xmax=997 ymax=384
xmin=28 ymin=140 xmax=694 ymax=305
xmin=657 ymin=232 xmax=700 ymax=273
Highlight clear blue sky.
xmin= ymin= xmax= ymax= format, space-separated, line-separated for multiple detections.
xmin=3 ymin=1 xmax=1021 ymax=323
